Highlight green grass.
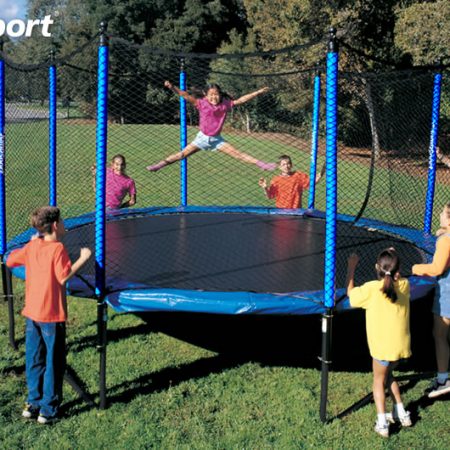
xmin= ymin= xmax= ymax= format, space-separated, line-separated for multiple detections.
xmin=1 ymin=121 xmax=450 ymax=447
xmin=1 ymin=296 xmax=449 ymax=448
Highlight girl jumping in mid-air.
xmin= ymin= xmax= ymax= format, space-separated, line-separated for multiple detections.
xmin=146 ymin=81 xmax=277 ymax=172
xmin=347 ymin=248 xmax=412 ymax=438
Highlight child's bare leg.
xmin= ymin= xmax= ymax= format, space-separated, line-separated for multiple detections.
xmin=147 ymin=144 xmax=200 ymax=171
xmin=386 ymin=364 xmax=402 ymax=404
xmin=373 ymin=359 xmax=388 ymax=414
xmin=219 ymin=143 xmax=277 ymax=170
xmin=433 ymin=314 xmax=450 ymax=372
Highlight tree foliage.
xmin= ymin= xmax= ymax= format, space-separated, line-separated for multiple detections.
xmin=2 ymin=0 xmax=449 ymax=143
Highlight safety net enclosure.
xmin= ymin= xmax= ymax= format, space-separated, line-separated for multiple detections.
xmin=2 ymin=31 xmax=448 ymax=316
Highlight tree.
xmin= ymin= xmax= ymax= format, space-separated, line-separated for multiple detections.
xmin=395 ymin=0 xmax=450 ymax=66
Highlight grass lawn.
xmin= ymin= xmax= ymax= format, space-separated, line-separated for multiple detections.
xmin=1 ymin=120 xmax=450 ymax=448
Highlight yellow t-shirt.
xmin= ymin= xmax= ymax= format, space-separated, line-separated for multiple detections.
xmin=349 ymin=278 xmax=411 ymax=361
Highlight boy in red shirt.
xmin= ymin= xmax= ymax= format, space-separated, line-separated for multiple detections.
xmin=258 ymin=155 xmax=324 ymax=208
xmin=6 ymin=206 xmax=91 ymax=424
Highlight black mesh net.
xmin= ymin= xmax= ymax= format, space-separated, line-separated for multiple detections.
xmin=2 ymin=36 xmax=449 ymax=298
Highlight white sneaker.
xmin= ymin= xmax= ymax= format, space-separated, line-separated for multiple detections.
xmin=37 ymin=414 xmax=58 ymax=425
xmin=427 ymin=379 xmax=450 ymax=399
xmin=374 ymin=421 xmax=389 ymax=438
xmin=386 ymin=410 xmax=412 ymax=427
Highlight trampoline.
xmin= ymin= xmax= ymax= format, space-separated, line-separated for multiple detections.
xmin=6 ymin=206 xmax=437 ymax=316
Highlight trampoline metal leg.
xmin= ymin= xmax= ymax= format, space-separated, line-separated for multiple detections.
xmin=64 ymin=365 xmax=96 ymax=406
xmin=97 ymin=300 xmax=107 ymax=409
xmin=319 ymin=309 xmax=333 ymax=423
xmin=2 ymin=259 xmax=17 ymax=351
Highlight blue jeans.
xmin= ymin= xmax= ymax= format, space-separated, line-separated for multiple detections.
xmin=25 ymin=319 xmax=66 ymax=417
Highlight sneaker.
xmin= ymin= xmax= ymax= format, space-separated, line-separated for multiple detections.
xmin=374 ymin=422 xmax=389 ymax=438
xmin=427 ymin=379 xmax=450 ymax=399
xmin=37 ymin=414 xmax=58 ymax=425
xmin=386 ymin=410 xmax=412 ymax=427
xmin=22 ymin=403 xmax=39 ymax=419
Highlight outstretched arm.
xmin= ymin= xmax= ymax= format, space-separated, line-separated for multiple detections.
xmin=164 ymin=80 xmax=198 ymax=106
xmin=437 ymin=147 xmax=450 ymax=168
xmin=60 ymin=248 xmax=92 ymax=285
xmin=234 ymin=87 xmax=269 ymax=106
xmin=315 ymin=163 xmax=326 ymax=183
xmin=346 ymin=253 xmax=359 ymax=296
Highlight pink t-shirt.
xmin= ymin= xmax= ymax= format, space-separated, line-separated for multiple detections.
xmin=105 ymin=167 xmax=136 ymax=209
xmin=196 ymin=98 xmax=234 ymax=136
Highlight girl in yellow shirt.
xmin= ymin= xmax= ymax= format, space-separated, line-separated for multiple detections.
xmin=347 ymin=248 xmax=412 ymax=438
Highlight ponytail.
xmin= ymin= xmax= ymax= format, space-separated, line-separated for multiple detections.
xmin=376 ymin=248 xmax=400 ymax=303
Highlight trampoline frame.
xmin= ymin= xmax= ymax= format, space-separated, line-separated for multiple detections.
xmin=0 ymin=27 xmax=444 ymax=423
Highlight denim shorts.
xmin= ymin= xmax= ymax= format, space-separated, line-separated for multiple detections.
xmin=434 ymin=275 xmax=450 ymax=318
xmin=374 ymin=358 xmax=390 ymax=367
xmin=192 ymin=131 xmax=226 ymax=151
xmin=374 ymin=358 xmax=407 ymax=367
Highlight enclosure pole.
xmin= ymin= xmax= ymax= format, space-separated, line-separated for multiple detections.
xmin=179 ymin=58 xmax=188 ymax=206
xmin=48 ymin=49 xmax=57 ymax=206
xmin=308 ymin=68 xmax=322 ymax=209
xmin=423 ymin=68 xmax=442 ymax=234
xmin=320 ymin=28 xmax=339 ymax=423
xmin=95 ymin=22 xmax=109 ymax=410
xmin=0 ymin=40 xmax=16 ymax=350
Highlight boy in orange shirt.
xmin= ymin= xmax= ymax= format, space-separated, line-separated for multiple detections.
xmin=6 ymin=206 xmax=91 ymax=424
xmin=258 ymin=155 xmax=324 ymax=209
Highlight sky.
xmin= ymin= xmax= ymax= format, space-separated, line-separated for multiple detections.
xmin=0 ymin=0 xmax=27 ymax=21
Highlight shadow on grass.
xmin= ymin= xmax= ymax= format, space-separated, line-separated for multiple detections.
xmin=63 ymin=293 xmax=438 ymax=417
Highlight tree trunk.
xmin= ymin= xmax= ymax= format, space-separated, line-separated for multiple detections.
xmin=364 ymin=80 xmax=381 ymax=161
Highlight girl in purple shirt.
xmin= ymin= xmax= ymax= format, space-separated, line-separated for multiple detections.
xmin=146 ymin=81 xmax=277 ymax=172
xmin=92 ymin=154 xmax=136 ymax=209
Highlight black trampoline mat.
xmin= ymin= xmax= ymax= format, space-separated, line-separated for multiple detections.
xmin=62 ymin=213 xmax=426 ymax=294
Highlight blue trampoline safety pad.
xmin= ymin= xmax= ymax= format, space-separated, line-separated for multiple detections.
xmin=104 ymin=275 xmax=435 ymax=316
xmin=6 ymin=206 xmax=437 ymax=316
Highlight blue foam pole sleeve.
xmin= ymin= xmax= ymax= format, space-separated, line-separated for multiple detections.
xmin=49 ymin=65 xmax=57 ymax=206
xmin=324 ymin=52 xmax=339 ymax=309
xmin=0 ymin=57 xmax=5 ymax=255
xmin=424 ymin=73 xmax=442 ymax=234
xmin=308 ymin=73 xmax=321 ymax=209
xmin=95 ymin=43 xmax=109 ymax=297
xmin=179 ymin=70 xmax=188 ymax=206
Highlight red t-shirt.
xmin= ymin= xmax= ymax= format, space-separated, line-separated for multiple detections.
xmin=7 ymin=238 xmax=72 ymax=322
xmin=267 ymin=171 xmax=310 ymax=208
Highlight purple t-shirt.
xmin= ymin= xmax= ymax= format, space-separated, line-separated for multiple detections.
xmin=105 ymin=167 xmax=136 ymax=209
xmin=196 ymin=98 xmax=234 ymax=136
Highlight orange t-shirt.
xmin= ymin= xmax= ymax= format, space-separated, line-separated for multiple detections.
xmin=6 ymin=238 xmax=72 ymax=322
xmin=267 ymin=171 xmax=310 ymax=209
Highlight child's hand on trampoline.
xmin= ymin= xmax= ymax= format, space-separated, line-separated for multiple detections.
xmin=258 ymin=177 xmax=267 ymax=189
xmin=164 ymin=80 xmax=173 ymax=90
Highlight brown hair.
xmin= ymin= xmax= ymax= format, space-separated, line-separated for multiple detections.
xmin=30 ymin=206 xmax=60 ymax=235
xmin=443 ymin=203 xmax=450 ymax=221
xmin=376 ymin=247 xmax=400 ymax=303
xmin=111 ymin=154 xmax=127 ymax=174
xmin=278 ymin=155 xmax=292 ymax=165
